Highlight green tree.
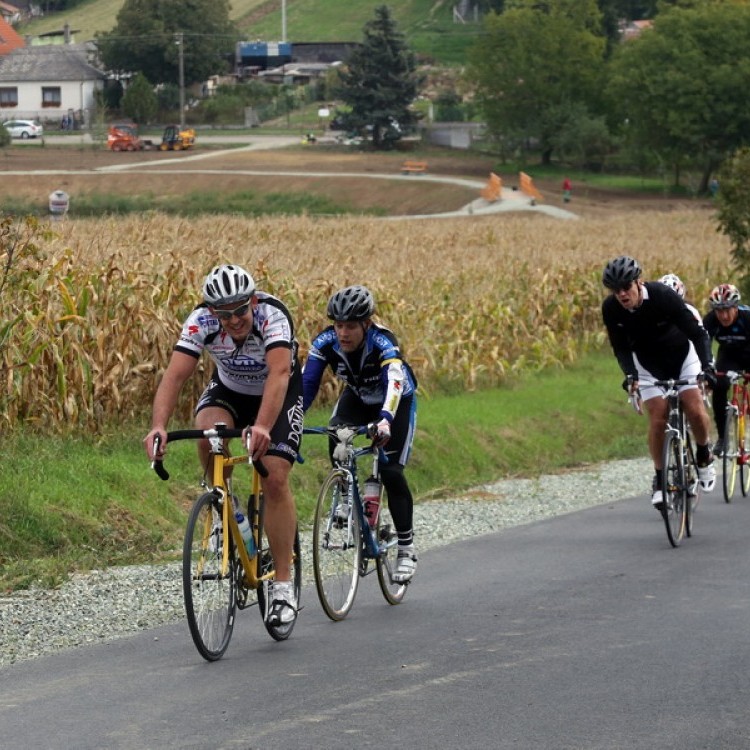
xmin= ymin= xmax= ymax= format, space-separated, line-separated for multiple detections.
xmin=0 ymin=124 xmax=10 ymax=149
xmin=96 ymin=0 xmax=236 ymax=87
xmin=121 ymin=73 xmax=158 ymax=124
xmin=606 ymin=3 xmax=750 ymax=192
xmin=466 ymin=0 xmax=606 ymax=163
xmin=715 ymin=147 xmax=750 ymax=298
xmin=334 ymin=5 xmax=424 ymax=149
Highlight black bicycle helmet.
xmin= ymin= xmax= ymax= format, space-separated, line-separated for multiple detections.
xmin=327 ymin=285 xmax=375 ymax=321
xmin=602 ymin=256 xmax=642 ymax=290
xmin=203 ymin=264 xmax=255 ymax=306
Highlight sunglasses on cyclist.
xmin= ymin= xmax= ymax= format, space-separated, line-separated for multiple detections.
xmin=211 ymin=302 xmax=251 ymax=321
xmin=613 ymin=281 xmax=636 ymax=293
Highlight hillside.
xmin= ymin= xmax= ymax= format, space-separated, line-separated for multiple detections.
xmin=17 ymin=0 xmax=481 ymax=65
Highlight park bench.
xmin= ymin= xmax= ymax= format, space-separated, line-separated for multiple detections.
xmin=401 ymin=160 xmax=428 ymax=174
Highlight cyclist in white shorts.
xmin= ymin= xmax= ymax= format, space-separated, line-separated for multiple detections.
xmin=602 ymin=256 xmax=717 ymax=508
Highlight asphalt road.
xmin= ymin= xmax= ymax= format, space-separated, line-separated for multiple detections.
xmin=2 ymin=491 xmax=750 ymax=750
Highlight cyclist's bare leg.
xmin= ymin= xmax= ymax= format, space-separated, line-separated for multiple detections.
xmin=195 ymin=406 xmax=235 ymax=478
xmin=260 ymin=455 xmax=296 ymax=582
xmin=680 ymin=388 xmax=711 ymax=445
xmin=645 ymin=396 xmax=669 ymax=469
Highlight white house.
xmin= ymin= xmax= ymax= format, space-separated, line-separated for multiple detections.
xmin=0 ymin=44 xmax=105 ymax=126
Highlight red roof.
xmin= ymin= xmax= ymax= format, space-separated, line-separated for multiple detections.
xmin=0 ymin=17 xmax=23 ymax=57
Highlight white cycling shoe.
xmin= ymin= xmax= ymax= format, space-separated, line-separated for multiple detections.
xmin=698 ymin=461 xmax=716 ymax=493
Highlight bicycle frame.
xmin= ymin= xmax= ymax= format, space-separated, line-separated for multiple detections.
xmin=153 ymin=425 xmax=268 ymax=588
xmin=720 ymin=371 xmax=750 ymax=502
xmin=726 ymin=371 xmax=750 ymax=466
xmin=304 ymin=425 xmax=395 ymax=561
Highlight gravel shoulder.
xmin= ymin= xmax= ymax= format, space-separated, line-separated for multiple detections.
xmin=0 ymin=456 xmax=650 ymax=668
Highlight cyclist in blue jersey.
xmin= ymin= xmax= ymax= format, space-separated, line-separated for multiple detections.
xmin=303 ymin=285 xmax=419 ymax=583
xmin=601 ymin=256 xmax=717 ymax=509
xmin=144 ymin=264 xmax=303 ymax=626
xmin=702 ymin=283 xmax=750 ymax=456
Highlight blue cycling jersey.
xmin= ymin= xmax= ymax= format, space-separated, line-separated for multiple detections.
xmin=302 ymin=323 xmax=416 ymax=421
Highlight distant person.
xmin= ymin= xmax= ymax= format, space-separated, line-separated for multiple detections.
xmin=562 ymin=177 xmax=572 ymax=203
xmin=709 ymin=178 xmax=720 ymax=199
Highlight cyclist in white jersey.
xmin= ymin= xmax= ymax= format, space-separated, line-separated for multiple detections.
xmin=144 ymin=264 xmax=303 ymax=626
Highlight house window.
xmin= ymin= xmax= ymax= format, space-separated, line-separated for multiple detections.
xmin=42 ymin=86 xmax=61 ymax=107
xmin=0 ymin=87 xmax=18 ymax=107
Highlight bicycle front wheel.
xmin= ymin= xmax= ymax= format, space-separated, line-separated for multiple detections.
xmin=662 ymin=433 xmax=686 ymax=547
xmin=723 ymin=409 xmax=739 ymax=503
xmin=376 ymin=501 xmax=407 ymax=605
xmin=312 ymin=469 xmax=361 ymax=621
xmin=183 ymin=492 xmax=237 ymax=661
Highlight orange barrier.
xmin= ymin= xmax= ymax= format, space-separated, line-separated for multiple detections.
xmin=480 ymin=172 xmax=502 ymax=202
xmin=519 ymin=171 xmax=543 ymax=203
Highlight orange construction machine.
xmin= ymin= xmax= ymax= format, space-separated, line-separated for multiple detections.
xmin=106 ymin=123 xmax=146 ymax=152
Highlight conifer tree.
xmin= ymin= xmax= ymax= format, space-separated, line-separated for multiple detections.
xmin=335 ymin=6 xmax=423 ymax=149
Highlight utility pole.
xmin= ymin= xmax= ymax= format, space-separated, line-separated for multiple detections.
xmin=281 ymin=0 xmax=287 ymax=42
xmin=176 ymin=32 xmax=185 ymax=129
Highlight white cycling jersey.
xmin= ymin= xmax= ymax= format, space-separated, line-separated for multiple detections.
xmin=175 ymin=292 xmax=298 ymax=396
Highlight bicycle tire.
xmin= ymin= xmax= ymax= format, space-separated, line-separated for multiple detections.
xmin=312 ymin=469 xmax=361 ymax=621
xmin=740 ymin=412 xmax=750 ymax=497
xmin=662 ymin=433 xmax=686 ymax=547
xmin=723 ymin=408 xmax=739 ymax=503
xmin=183 ymin=492 xmax=237 ymax=661
xmin=684 ymin=432 xmax=699 ymax=537
xmin=376 ymin=499 xmax=407 ymax=605
xmin=256 ymin=512 xmax=302 ymax=642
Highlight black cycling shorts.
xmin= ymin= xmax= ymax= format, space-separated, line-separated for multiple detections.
xmin=195 ymin=369 xmax=304 ymax=464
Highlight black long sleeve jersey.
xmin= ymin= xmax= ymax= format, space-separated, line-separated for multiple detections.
xmin=602 ymin=281 xmax=713 ymax=380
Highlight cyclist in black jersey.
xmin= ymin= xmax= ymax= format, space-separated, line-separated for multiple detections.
xmin=302 ymin=285 xmax=419 ymax=583
xmin=601 ymin=256 xmax=717 ymax=508
xmin=702 ymin=283 xmax=750 ymax=456
xmin=144 ymin=264 xmax=303 ymax=626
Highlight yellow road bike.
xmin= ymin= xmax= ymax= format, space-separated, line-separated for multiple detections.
xmin=152 ymin=423 xmax=301 ymax=661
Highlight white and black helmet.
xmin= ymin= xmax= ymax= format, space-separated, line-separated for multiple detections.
xmin=659 ymin=273 xmax=686 ymax=299
xmin=203 ymin=264 xmax=255 ymax=306
xmin=327 ymin=285 xmax=375 ymax=321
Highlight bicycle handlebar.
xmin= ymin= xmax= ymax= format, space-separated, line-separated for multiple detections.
xmin=302 ymin=424 xmax=390 ymax=464
xmin=151 ymin=426 xmax=268 ymax=481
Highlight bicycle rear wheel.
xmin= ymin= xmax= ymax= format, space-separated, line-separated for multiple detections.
xmin=376 ymin=501 xmax=407 ymax=605
xmin=256 ymin=506 xmax=302 ymax=642
xmin=684 ymin=433 xmax=699 ymax=538
xmin=183 ymin=492 xmax=237 ymax=661
xmin=662 ymin=433 xmax=686 ymax=547
xmin=723 ymin=409 xmax=739 ymax=503
xmin=312 ymin=469 xmax=361 ymax=621
xmin=740 ymin=413 xmax=750 ymax=497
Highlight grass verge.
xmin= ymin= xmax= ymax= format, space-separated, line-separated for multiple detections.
xmin=0 ymin=350 xmax=643 ymax=592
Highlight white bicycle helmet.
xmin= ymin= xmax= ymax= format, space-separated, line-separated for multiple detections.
xmin=709 ymin=283 xmax=741 ymax=309
xmin=659 ymin=273 xmax=686 ymax=299
xmin=203 ymin=264 xmax=255 ymax=306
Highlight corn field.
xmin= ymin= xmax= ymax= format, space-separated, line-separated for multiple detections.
xmin=0 ymin=210 xmax=731 ymax=432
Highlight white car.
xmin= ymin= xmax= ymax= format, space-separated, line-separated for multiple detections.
xmin=2 ymin=119 xmax=44 ymax=139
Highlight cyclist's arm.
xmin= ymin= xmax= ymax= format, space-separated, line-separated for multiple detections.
xmin=144 ymin=350 xmax=199 ymax=456
xmin=301 ymin=352 xmax=327 ymax=412
xmin=379 ymin=357 xmax=406 ymax=423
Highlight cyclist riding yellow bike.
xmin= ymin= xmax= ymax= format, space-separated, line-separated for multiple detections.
xmin=143 ymin=263 xmax=304 ymax=626
xmin=601 ymin=256 xmax=717 ymax=508
xmin=302 ymin=285 xmax=419 ymax=583
xmin=703 ymin=283 xmax=750 ymax=456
